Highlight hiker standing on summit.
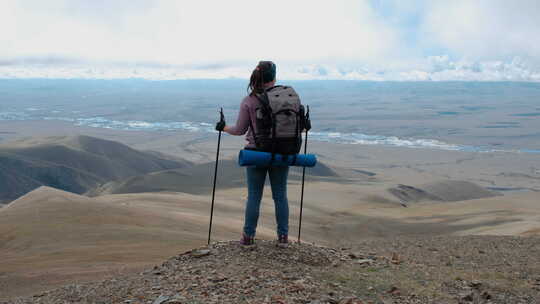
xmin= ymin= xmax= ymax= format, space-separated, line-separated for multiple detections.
xmin=215 ymin=61 xmax=307 ymax=247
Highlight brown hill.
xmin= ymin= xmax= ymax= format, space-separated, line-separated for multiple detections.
xmin=0 ymin=136 xmax=190 ymax=204
xmin=0 ymin=186 xmax=210 ymax=298
xmin=88 ymin=159 xmax=340 ymax=196
xmin=388 ymin=180 xmax=499 ymax=204
xmin=1 ymin=184 xmax=539 ymax=300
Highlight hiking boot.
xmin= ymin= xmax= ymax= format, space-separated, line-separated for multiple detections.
xmin=277 ymin=234 xmax=288 ymax=248
xmin=240 ymin=234 xmax=255 ymax=247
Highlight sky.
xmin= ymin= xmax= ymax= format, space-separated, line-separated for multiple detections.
xmin=2 ymin=0 xmax=540 ymax=81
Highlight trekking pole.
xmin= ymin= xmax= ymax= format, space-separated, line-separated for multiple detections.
xmin=298 ymin=106 xmax=311 ymax=243
xmin=208 ymin=108 xmax=224 ymax=245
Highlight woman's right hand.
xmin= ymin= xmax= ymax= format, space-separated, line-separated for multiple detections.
xmin=215 ymin=120 xmax=226 ymax=132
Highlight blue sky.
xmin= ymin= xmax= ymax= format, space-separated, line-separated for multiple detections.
xmin=2 ymin=0 xmax=539 ymax=81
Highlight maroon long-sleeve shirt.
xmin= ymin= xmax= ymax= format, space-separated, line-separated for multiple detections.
xmin=225 ymin=95 xmax=259 ymax=148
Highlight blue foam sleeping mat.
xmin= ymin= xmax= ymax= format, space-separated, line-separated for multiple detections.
xmin=238 ymin=149 xmax=317 ymax=167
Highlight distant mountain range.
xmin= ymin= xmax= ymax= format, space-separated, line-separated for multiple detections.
xmin=0 ymin=135 xmax=191 ymax=204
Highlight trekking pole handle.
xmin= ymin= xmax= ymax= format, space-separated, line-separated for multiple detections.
xmin=219 ymin=107 xmax=225 ymax=123
xmin=304 ymin=105 xmax=311 ymax=131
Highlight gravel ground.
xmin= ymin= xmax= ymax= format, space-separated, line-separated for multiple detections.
xmin=4 ymin=236 xmax=540 ymax=304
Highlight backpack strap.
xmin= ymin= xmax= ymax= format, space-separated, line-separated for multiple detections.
xmin=255 ymin=91 xmax=272 ymax=113
xmin=250 ymin=92 xmax=270 ymax=150
xmin=270 ymin=112 xmax=277 ymax=165
xmin=256 ymin=89 xmax=277 ymax=165
xmin=247 ymin=110 xmax=257 ymax=145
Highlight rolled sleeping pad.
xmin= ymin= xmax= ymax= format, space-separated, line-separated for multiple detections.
xmin=238 ymin=149 xmax=317 ymax=167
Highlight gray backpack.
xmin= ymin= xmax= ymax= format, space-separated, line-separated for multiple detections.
xmin=252 ymin=85 xmax=306 ymax=155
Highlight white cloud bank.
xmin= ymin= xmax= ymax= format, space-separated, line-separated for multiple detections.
xmin=3 ymin=56 xmax=538 ymax=81
xmin=1 ymin=0 xmax=540 ymax=81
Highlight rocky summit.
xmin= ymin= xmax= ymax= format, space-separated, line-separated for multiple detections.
xmin=5 ymin=236 xmax=540 ymax=304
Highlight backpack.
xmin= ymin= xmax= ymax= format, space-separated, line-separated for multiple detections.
xmin=251 ymin=85 xmax=306 ymax=155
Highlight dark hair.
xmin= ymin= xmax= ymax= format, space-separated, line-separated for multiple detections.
xmin=247 ymin=61 xmax=276 ymax=96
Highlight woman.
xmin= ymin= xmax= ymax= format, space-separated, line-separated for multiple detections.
xmin=215 ymin=61 xmax=290 ymax=247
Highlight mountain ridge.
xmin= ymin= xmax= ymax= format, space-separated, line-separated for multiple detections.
xmin=0 ymin=135 xmax=190 ymax=204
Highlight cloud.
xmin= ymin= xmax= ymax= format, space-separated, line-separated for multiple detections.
xmin=3 ymin=56 xmax=539 ymax=81
xmin=1 ymin=0 xmax=540 ymax=80
xmin=288 ymin=56 xmax=540 ymax=81
xmin=1 ymin=0 xmax=399 ymax=65
xmin=420 ymin=0 xmax=540 ymax=62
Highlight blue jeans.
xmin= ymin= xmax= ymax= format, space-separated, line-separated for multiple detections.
xmin=243 ymin=166 xmax=289 ymax=237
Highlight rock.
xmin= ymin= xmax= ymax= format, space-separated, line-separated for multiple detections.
xmin=287 ymin=281 xmax=306 ymax=292
xmin=191 ymin=248 xmax=211 ymax=258
xmin=387 ymin=286 xmax=400 ymax=296
xmin=271 ymin=294 xmax=286 ymax=303
xmin=459 ymin=291 xmax=474 ymax=302
xmin=338 ymin=298 xmax=364 ymax=304
xmin=355 ymin=259 xmax=373 ymax=265
xmin=391 ymin=252 xmax=401 ymax=264
xmin=208 ymin=276 xmax=227 ymax=283
xmin=152 ymin=295 xmax=169 ymax=304
xmin=469 ymin=280 xmax=482 ymax=289
xmin=321 ymin=296 xmax=339 ymax=304
xmin=348 ymin=252 xmax=364 ymax=259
